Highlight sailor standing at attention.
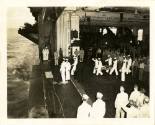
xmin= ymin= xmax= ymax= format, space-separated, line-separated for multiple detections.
xmin=60 ymin=58 xmax=67 ymax=84
xmin=115 ymin=86 xmax=128 ymax=118
xmin=129 ymin=84 xmax=140 ymax=105
xmin=126 ymin=55 xmax=132 ymax=74
xmin=42 ymin=46 xmax=49 ymax=61
xmin=65 ymin=58 xmax=71 ymax=83
xmin=120 ymin=56 xmax=127 ymax=82
xmin=77 ymin=94 xmax=91 ymax=118
xmin=90 ymin=92 xmax=106 ymax=118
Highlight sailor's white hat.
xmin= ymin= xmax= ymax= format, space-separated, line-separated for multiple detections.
xmin=96 ymin=92 xmax=103 ymax=99
xmin=144 ymin=96 xmax=149 ymax=103
xmin=82 ymin=94 xmax=89 ymax=100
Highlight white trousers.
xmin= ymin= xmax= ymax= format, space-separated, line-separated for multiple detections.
xmin=121 ymin=71 xmax=126 ymax=81
xmin=43 ymin=54 xmax=49 ymax=61
xmin=66 ymin=70 xmax=70 ymax=81
xmin=115 ymin=108 xmax=125 ymax=118
xmin=61 ymin=70 xmax=66 ymax=83
xmin=54 ymin=59 xmax=58 ymax=66
xmin=93 ymin=67 xmax=97 ymax=74
xmin=126 ymin=65 xmax=131 ymax=74
xmin=96 ymin=67 xmax=103 ymax=75
xmin=110 ymin=67 xmax=118 ymax=76
xmin=106 ymin=65 xmax=112 ymax=73
xmin=71 ymin=65 xmax=77 ymax=75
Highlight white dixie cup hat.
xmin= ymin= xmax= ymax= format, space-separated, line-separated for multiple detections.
xmin=82 ymin=94 xmax=89 ymax=101
xmin=96 ymin=92 xmax=103 ymax=99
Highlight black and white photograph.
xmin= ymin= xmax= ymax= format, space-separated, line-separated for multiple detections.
xmin=7 ymin=6 xmax=150 ymax=119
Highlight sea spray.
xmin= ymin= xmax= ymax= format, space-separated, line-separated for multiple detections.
xmin=7 ymin=28 xmax=39 ymax=118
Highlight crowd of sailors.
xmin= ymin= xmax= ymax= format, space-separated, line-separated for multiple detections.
xmin=51 ymin=48 xmax=149 ymax=84
xmin=42 ymin=46 xmax=149 ymax=118
xmin=77 ymin=85 xmax=149 ymax=118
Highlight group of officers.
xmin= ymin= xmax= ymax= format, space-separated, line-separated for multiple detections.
xmin=77 ymin=85 xmax=149 ymax=118
xmin=42 ymin=43 xmax=146 ymax=84
xmin=115 ymin=85 xmax=149 ymax=118
xmin=42 ymin=46 xmax=79 ymax=84
xmin=59 ymin=57 xmax=78 ymax=84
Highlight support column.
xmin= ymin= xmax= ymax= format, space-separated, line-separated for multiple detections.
xmin=38 ymin=11 xmax=45 ymax=60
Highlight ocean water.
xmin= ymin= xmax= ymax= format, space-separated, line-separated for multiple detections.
xmin=7 ymin=28 xmax=39 ymax=118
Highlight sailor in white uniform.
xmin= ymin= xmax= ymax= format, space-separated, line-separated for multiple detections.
xmin=120 ymin=56 xmax=127 ymax=82
xmin=77 ymin=94 xmax=91 ymax=118
xmin=109 ymin=57 xmax=118 ymax=77
xmin=60 ymin=58 xmax=67 ymax=84
xmin=137 ymin=88 xmax=146 ymax=107
xmin=105 ymin=55 xmax=112 ymax=73
xmin=129 ymin=84 xmax=140 ymax=105
xmin=92 ymin=58 xmax=98 ymax=74
xmin=42 ymin=46 xmax=49 ymax=61
xmin=90 ymin=92 xmax=106 ymax=118
xmin=126 ymin=55 xmax=132 ymax=74
xmin=96 ymin=58 xmax=103 ymax=76
xmin=115 ymin=86 xmax=128 ymax=118
xmin=65 ymin=58 xmax=71 ymax=82
xmin=71 ymin=56 xmax=78 ymax=75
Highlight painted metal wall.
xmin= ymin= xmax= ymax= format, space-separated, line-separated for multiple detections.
xmin=56 ymin=11 xmax=79 ymax=57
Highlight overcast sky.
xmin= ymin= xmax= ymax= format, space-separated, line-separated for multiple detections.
xmin=7 ymin=7 xmax=35 ymax=29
